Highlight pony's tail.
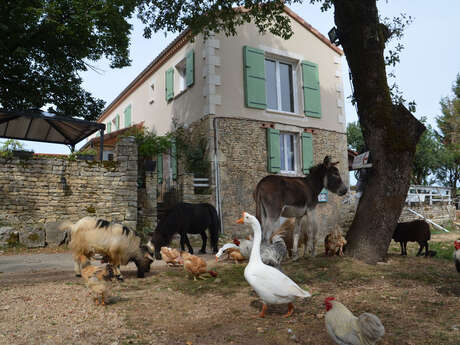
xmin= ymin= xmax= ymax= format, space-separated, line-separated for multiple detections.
xmin=206 ymin=204 xmax=220 ymax=246
xmin=254 ymin=183 xmax=266 ymax=225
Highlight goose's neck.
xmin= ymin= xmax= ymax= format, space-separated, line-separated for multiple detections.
xmin=249 ymin=220 xmax=263 ymax=264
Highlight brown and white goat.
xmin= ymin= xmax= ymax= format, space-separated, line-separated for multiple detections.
xmin=61 ymin=217 xmax=154 ymax=280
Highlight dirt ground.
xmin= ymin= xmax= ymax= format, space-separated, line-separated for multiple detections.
xmin=1 ymin=233 xmax=459 ymax=345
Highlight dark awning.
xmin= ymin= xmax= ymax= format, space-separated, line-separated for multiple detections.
xmin=0 ymin=109 xmax=105 ymax=147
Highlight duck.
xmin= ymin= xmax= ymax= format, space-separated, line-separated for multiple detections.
xmin=237 ymin=212 xmax=311 ymax=318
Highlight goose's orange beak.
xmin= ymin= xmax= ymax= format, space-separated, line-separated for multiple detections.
xmin=236 ymin=212 xmax=245 ymax=224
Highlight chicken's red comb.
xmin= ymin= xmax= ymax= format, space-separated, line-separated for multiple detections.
xmin=324 ymin=296 xmax=335 ymax=303
xmin=233 ymin=238 xmax=241 ymax=246
xmin=454 ymin=240 xmax=460 ymax=250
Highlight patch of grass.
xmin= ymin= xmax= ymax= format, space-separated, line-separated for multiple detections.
xmin=157 ymin=263 xmax=247 ymax=296
xmin=429 ymin=241 xmax=454 ymax=260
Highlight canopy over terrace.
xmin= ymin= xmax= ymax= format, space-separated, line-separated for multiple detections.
xmin=0 ymin=109 xmax=105 ymax=160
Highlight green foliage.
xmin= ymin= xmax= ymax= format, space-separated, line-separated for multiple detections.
xmin=0 ymin=139 xmax=34 ymax=159
xmin=122 ymin=126 xmax=173 ymax=158
xmin=76 ymin=148 xmax=97 ymax=156
xmin=436 ymin=74 xmax=460 ymax=196
xmin=137 ymin=0 xmax=297 ymax=39
xmin=346 ymin=121 xmax=365 ymax=153
xmin=411 ymin=117 xmax=442 ymax=185
xmin=347 ymin=119 xmax=443 ymax=186
xmin=0 ymin=139 xmax=24 ymax=158
xmin=173 ymin=126 xmax=210 ymax=178
xmin=0 ymin=1 xmax=140 ymax=120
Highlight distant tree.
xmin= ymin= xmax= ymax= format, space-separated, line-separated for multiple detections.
xmin=136 ymin=0 xmax=425 ymax=263
xmin=411 ymin=118 xmax=441 ymax=185
xmin=436 ymin=74 xmax=460 ymax=198
xmin=348 ymin=118 xmax=439 ymax=186
xmin=346 ymin=121 xmax=365 ymax=153
xmin=0 ymin=0 xmax=139 ymax=120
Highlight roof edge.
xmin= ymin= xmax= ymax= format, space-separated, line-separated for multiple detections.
xmin=283 ymin=6 xmax=343 ymax=56
xmin=98 ymin=6 xmax=342 ymax=122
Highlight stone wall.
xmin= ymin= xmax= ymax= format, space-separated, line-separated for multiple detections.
xmin=0 ymin=137 xmax=138 ymax=247
xmin=399 ymin=203 xmax=456 ymax=225
xmin=137 ymin=172 xmax=158 ymax=232
xmin=339 ymin=193 xmax=456 ymax=235
xmin=214 ymin=117 xmax=349 ymax=247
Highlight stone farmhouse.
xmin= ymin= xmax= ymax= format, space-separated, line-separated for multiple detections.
xmin=85 ymin=6 xmax=349 ymax=238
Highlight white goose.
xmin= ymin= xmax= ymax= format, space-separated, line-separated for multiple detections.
xmin=237 ymin=212 xmax=311 ymax=318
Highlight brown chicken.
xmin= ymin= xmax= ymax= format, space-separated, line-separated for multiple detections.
xmin=160 ymin=246 xmax=181 ymax=266
xmin=325 ymin=231 xmax=347 ymax=256
xmin=79 ymin=255 xmax=114 ymax=306
xmin=227 ymin=247 xmax=246 ymax=263
xmin=324 ymin=297 xmax=385 ymax=345
xmin=179 ymin=252 xmax=217 ymax=280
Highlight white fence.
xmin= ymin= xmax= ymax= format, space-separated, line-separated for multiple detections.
xmin=406 ymin=185 xmax=452 ymax=205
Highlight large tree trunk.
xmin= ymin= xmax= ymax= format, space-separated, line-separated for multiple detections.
xmin=333 ymin=0 xmax=426 ymax=263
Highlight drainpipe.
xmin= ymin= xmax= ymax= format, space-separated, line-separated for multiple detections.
xmin=213 ymin=117 xmax=223 ymax=234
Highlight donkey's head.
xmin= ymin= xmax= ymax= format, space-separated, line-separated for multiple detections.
xmin=322 ymin=156 xmax=348 ymax=196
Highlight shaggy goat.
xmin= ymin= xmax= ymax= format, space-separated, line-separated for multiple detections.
xmin=392 ymin=220 xmax=431 ymax=257
xmin=61 ymin=217 xmax=154 ymax=280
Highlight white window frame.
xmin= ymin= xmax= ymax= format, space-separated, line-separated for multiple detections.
xmin=264 ymin=55 xmax=298 ymax=114
xmin=175 ymin=58 xmax=187 ymax=93
xmin=279 ymin=132 xmax=298 ymax=174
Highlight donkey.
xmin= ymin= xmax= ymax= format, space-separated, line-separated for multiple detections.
xmin=254 ymin=156 xmax=347 ymax=259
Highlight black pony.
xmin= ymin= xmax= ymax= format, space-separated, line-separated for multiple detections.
xmin=148 ymin=202 xmax=220 ymax=259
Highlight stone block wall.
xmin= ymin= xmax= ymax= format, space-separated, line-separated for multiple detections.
xmin=399 ymin=203 xmax=456 ymax=225
xmin=339 ymin=193 xmax=456 ymax=235
xmin=137 ymin=172 xmax=158 ymax=232
xmin=0 ymin=137 xmax=139 ymax=246
xmin=214 ymin=117 xmax=349 ymax=246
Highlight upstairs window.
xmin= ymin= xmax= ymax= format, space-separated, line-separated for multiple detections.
xmin=175 ymin=58 xmax=187 ymax=93
xmin=265 ymin=59 xmax=295 ymax=113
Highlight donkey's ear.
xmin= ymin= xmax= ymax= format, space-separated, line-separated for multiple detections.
xmin=323 ymin=156 xmax=332 ymax=167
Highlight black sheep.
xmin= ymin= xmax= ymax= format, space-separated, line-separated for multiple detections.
xmin=392 ymin=220 xmax=431 ymax=257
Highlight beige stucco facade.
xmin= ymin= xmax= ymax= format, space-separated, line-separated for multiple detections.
xmin=94 ymin=7 xmax=346 ymax=138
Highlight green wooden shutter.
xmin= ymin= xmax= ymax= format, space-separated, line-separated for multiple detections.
xmin=157 ymin=154 xmax=163 ymax=184
xmin=124 ymin=105 xmax=132 ymax=127
xmin=186 ymin=50 xmax=194 ymax=87
xmin=106 ymin=122 xmax=111 ymax=134
xmin=243 ymin=46 xmax=266 ymax=109
xmin=302 ymin=132 xmax=314 ymax=174
xmin=267 ymin=128 xmax=281 ymax=173
xmin=165 ymin=68 xmax=174 ymax=101
xmin=170 ymin=139 xmax=177 ymax=180
xmin=301 ymin=61 xmax=321 ymax=118
xmin=115 ymin=114 xmax=120 ymax=130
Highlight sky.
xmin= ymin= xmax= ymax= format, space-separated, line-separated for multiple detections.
xmin=4 ymin=0 xmax=460 ymax=155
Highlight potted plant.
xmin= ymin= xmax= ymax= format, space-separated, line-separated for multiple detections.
xmin=76 ymin=148 xmax=97 ymax=161
xmin=0 ymin=139 xmax=34 ymax=159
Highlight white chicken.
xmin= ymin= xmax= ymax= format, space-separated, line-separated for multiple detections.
xmin=454 ymin=239 xmax=460 ymax=273
xmin=324 ymin=297 xmax=385 ymax=345
xmin=215 ymin=243 xmax=240 ymax=261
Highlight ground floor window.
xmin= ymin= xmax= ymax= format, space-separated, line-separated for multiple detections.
xmin=280 ymin=132 xmax=297 ymax=173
